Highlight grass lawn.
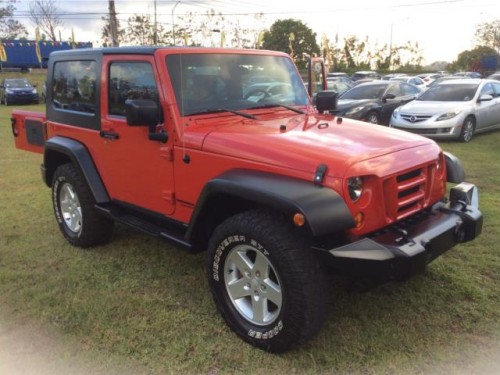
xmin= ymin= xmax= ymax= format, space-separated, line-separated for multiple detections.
xmin=1 ymin=70 xmax=499 ymax=374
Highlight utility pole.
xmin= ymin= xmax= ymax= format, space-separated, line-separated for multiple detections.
xmin=172 ymin=1 xmax=180 ymax=45
xmin=153 ymin=0 xmax=157 ymax=44
xmin=109 ymin=0 xmax=119 ymax=47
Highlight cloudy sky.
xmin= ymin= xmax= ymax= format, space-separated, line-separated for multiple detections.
xmin=13 ymin=0 xmax=499 ymax=64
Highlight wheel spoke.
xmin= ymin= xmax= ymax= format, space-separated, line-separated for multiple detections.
xmin=73 ymin=208 xmax=83 ymax=228
xmin=224 ymin=244 xmax=282 ymax=326
xmin=227 ymin=278 xmax=251 ymax=300
xmin=60 ymin=195 xmax=71 ymax=213
xmin=263 ymin=278 xmax=282 ymax=307
xmin=251 ymin=294 xmax=267 ymax=323
xmin=231 ymin=249 xmax=253 ymax=274
xmin=59 ymin=183 xmax=82 ymax=233
xmin=252 ymin=251 xmax=269 ymax=277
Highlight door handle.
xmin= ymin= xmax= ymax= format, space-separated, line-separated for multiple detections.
xmin=99 ymin=130 xmax=119 ymax=140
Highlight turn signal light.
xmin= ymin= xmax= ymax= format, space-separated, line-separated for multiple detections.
xmin=354 ymin=212 xmax=364 ymax=229
xmin=293 ymin=213 xmax=306 ymax=227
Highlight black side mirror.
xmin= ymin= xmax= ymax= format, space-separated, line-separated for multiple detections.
xmin=383 ymin=93 xmax=396 ymax=102
xmin=316 ymin=91 xmax=338 ymax=113
xmin=125 ymin=99 xmax=158 ymax=127
xmin=125 ymin=99 xmax=167 ymax=143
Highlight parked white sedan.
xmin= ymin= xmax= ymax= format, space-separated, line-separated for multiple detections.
xmin=390 ymin=79 xmax=500 ymax=142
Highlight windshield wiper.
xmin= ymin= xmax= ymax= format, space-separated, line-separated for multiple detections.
xmin=248 ymin=103 xmax=306 ymax=115
xmin=186 ymin=108 xmax=256 ymax=119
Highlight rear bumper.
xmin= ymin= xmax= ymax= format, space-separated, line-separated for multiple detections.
xmin=315 ymin=182 xmax=482 ymax=284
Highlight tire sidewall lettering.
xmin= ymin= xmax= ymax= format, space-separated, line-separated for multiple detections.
xmin=52 ymin=176 xmax=66 ymax=225
xmin=248 ymin=320 xmax=283 ymax=340
xmin=212 ymin=234 xmax=246 ymax=281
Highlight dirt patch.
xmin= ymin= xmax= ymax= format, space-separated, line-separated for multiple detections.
xmin=0 ymin=309 xmax=149 ymax=375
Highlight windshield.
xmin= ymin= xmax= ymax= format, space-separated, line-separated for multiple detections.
xmin=6 ymin=79 xmax=31 ymax=88
xmin=166 ymin=53 xmax=309 ymax=116
xmin=340 ymin=84 xmax=386 ymax=100
xmin=418 ymin=83 xmax=479 ymax=102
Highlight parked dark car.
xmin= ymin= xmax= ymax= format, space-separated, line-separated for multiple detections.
xmin=336 ymin=80 xmax=421 ymax=124
xmin=0 ymin=78 xmax=39 ymax=105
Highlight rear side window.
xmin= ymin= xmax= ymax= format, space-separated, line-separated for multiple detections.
xmin=52 ymin=60 xmax=97 ymax=114
xmin=108 ymin=62 xmax=158 ymax=116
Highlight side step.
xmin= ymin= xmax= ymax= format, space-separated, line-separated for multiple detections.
xmin=95 ymin=204 xmax=192 ymax=251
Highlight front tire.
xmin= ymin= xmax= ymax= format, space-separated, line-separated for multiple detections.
xmin=52 ymin=163 xmax=114 ymax=247
xmin=207 ymin=210 xmax=330 ymax=353
xmin=366 ymin=111 xmax=380 ymax=124
xmin=459 ymin=116 xmax=475 ymax=142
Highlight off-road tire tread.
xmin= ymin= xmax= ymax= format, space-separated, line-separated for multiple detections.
xmin=207 ymin=209 xmax=330 ymax=353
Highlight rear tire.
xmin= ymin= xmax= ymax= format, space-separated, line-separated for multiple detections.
xmin=52 ymin=163 xmax=114 ymax=247
xmin=207 ymin=209 xmax=330 ymax=353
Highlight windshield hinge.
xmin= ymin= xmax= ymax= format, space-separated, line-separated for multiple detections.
xmin=314 ymin=164 xmax=328 ymax=185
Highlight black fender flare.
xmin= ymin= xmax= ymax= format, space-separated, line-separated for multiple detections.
xmin=444 ymin=151 xmax=465 ymax=183
xmin=43 ymin=136 xmax=110 ymax=203
xmin=186 ymin=169 xmax=355 ymax=242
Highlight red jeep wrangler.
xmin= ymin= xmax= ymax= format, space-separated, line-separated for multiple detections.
xmin=11 ymin=47 xmax=482 ymax=352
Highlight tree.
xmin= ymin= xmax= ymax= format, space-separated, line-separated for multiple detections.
xmin=261 ymin=19 xmax=320 ymax=70
xmin=450 ymin=46 xmax=498 ymax=72
xmin=0 ymin=0 xmax=28 ymax=39
xmin=29 ymin=0 xmax=62 ymax=41
xmin=123 ymin=14 xmax=154 ymax=46
xmin=101 ymin=0 xmax=123 ymax=47
xmin=175 ymin=9 xmax=264 ymax=48
xmin=475 ymin=19 xmax=500 ymax=54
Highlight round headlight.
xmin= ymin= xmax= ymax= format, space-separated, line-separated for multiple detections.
xmin=348 ymin=177 xmax=363 ymax=202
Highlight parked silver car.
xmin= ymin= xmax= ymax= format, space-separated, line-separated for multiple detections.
xmin=390 ymin=79 xmax=500 ymax=142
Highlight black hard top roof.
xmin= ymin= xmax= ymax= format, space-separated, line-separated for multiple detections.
xmin=51 ymin=46 xmax=162 ymax=57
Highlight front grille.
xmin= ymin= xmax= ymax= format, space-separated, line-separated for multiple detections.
xmin=393 ymin=126 xmax=437 ymax=135
xmin=384 ymin=165 xmax=430 ymax=221
xmin=400 ymin=114 xmax=432 ymax=123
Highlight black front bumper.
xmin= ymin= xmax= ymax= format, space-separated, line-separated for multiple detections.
xmin=316 ymin=182 xmax=483 ymax=284
xmin=6 ymin=93 xmax=39 ymax=104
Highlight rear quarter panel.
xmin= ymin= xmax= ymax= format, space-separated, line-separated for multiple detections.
xmin=11 ymin=109 xmax=47 ymax=154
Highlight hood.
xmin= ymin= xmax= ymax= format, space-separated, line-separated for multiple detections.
xmin=8 ymin=87 xmax=34 ymax=93
xmin=186 ymin=111 xmax=435 ymax=179
xmin=398 ymin=99 xmax=470 ymax=114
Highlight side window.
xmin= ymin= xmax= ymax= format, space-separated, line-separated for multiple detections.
xmin=401 ymin=83 xmax=419 ymax=96
xmin=480 ymin=83 xmax=494 ymax=97
xmin=109 ymin=62 xmax=158 ymax=116
xmin=52 ymin=60 xmax=97 ymax=114
xmin=492 ymin=82 xmax=500 ymax=97
xmin=386 ymin=84 xmax=402 ymax=97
